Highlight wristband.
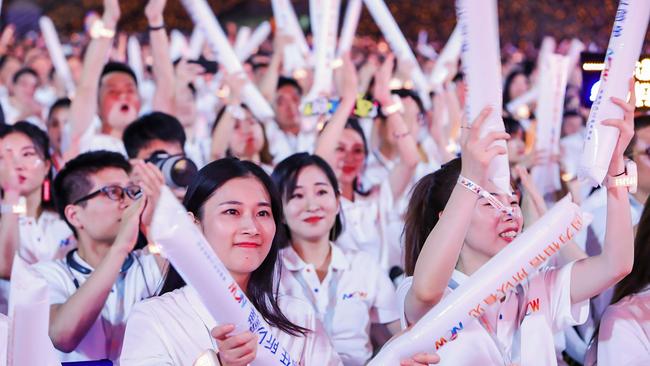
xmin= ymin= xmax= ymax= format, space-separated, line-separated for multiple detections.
xmin=381 ymin=97 xmax=403 ymax=117
xmin=0 ymin=196 xmax=26 ymax=215
xmin=605 ymin=160 xmax=637 ymax=193
xmin=89 ymin=20 xmax=116 ymax=39
xmin=148 ymin=23 xmax=165 ymax=32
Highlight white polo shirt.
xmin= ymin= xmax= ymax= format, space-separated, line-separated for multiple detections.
xmin=591 ymin=288 xmax=650 ymax=366
xmin=278 ymin=244 xmax=399 ymax=365
xmin=336 ymin=180 xmax=398 ymax=270
xmin=0 ymin=211 xmax=76 ymax=315
xmin=31 ymin=250 xmax=162 ymax=364
xmin=119 ymin=286 xmax=342 ymax=366
xmin=18 ymin=210 xmax=76 ymax=264
xmin=396 ymin=262 xmax=589 ymax=366
xmin=264 ymin=120 xmax=316 ymax=165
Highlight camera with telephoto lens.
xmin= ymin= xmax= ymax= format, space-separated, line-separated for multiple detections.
xmin=146 ymin=151 xmax=198 ymax=189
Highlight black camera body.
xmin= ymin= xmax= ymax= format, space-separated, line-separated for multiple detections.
xmin=146 ymin=151 xmax=198 ymax=189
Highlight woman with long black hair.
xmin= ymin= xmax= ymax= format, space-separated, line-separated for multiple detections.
xmin=120 ymin=158 xmax=341 ymax=365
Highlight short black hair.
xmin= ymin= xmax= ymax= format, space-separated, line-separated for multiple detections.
xmin=122 ymin=112 xmax=186 ymax=159
xmin=503 ymin=116 xmax=524 ymax=136
xmin=100 ymin=61 xmax=138 ymax=87
xmin=53 ymin=151 xmax=131 ymax=236
xmin=48 ymin=97 xmax=71 ymax=120
xmin=12 ymin=67 xmax=38 ymax=84
xmin=277 ymin=76 xmax=303 ymax=96
xmin=391 ymin=88 xmax=425 ymax=115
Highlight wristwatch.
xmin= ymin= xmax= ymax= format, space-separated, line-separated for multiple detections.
xmin=605 ymin=160 xmax=637 ymax=193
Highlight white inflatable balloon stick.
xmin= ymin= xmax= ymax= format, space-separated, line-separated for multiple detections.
xmin=579 ymin=1 xmax=650 ymax=186
xmin=337 ymin=0 xmax=363 ymax=57
xmin=233 ymin=26 xmax=251 ymax=60
xmin=237 ymin=21 xmax=271 ymax=62
xmin=271 ymin=0 xmax=308 ymax=76
xmin=127 ymin=36 xmax=144 ymax=84
xmin=151 ymin=187 xmax=299 ymax=366
xmin=180 ymin=0 xmax=274 ymax=121
xmin=532 ymin=54 xmax=570 ymax=195
xmin=429 ymin=25 xmax=462 ymax=90
xmin=7 ymin=257 xmax=59 ymax=366
xmin=368 ymin=196 xmax=588 ymax=365
xmin=457 ymin=0 xmax=511 ymax=193
xmin=306 ymin=0 xmax=340 ymax=100
xmin=39 ymin=16 xmax=76 ymax=95
xmin=188 ymin=26 xmax=206 ymax=60
xmin=363 ymin=0 xmax=432 ymax=110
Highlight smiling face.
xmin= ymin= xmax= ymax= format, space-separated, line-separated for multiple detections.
xmin=199 ymin=176 xmax=276 ymax=278
xmin=461 ymin=180 xmax=523 ymax=265
xmin=283 ymin=165 xmax=339 ymax=243
xmin=0 ymin=132 xmax=50 ymax=196
xmin=98 ymin=72 xmax=141 ymax=133
xmin=334 ymin=127 xmax=366 ymax=186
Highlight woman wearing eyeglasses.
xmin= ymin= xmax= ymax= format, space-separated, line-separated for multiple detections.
xmin=0 ymin=122 xmax=74 ymax=313
xmin=31 ymin=150 xmax=165 ymax=363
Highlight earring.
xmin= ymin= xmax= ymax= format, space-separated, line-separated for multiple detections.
xmin=42 ymin=179 xmax=51 ymax=202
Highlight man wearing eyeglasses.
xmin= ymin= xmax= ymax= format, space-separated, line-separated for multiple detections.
xmin=31 ymin=150 xmax=165 ymax=363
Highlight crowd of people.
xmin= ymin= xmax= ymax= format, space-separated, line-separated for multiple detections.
xmin=0 ymin=0 xmax=647 ymax=365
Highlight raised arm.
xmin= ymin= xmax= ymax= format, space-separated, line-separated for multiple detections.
xmin=49 ymin=198 xmax=144 ymax=352
xmin=210 ymin=73 xmax=245 ymax=161
xmin=146 ymin=0 xmax=175 ymax=114
xmin=258 ymin=33 xmax=290 ymax=102
xmin=0 ymin=154 xmax=21 ymax=279
xmin=373 ymin=55 xmax=421 ymax=199
xmin=404 ymin=107 xmax=509 ymax=324
xmin=67 ymin=0 xmax=120 ymax=149
xmin=314 ymin=53 xmax=358 ymax=166
xmin=569 ymin=80 xmax=636 ymax=304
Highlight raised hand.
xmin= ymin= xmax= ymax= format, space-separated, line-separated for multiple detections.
xmin=603 ymin=77 xmax=636 ymax=176
xmin=102 ymin=0 xmax=121 ymax=30
xmin=0 ymin=148 xmax=21 ymax=196
xmin=459 ymin=106 xmax=510 ymax=185
xmin=129 ymin=160 xmax=164 ymax=231
xmin=373 ymin=54 xmax=395 ymax=105
xmin=113 ymin=196 xmax=146 ymax=255
xmin=145 ymin=0 xmax=167 ymax=26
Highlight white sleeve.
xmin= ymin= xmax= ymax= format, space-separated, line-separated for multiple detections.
xmin=395 ymin=276 xmax=413 ymax=330
xmin=30 ymin=261 xmax=73 ymax=305
xmin=120 ymin=303 xmax=175 ymax=366
xmin=299 ymin=305 xmax=343 ymax=366
xmin=597 ymin=304 xmax=650 ymax=366
xmin=546 ymin=261 xmax=590 ymax=332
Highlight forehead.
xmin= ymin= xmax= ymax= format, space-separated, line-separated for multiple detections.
xmin=277 ymin=85 xmax=300 ymax=98
xmin=15 ymin=72 xmax=37 ymax=83
xmin=207 ymin=177 xmax=271 ymax=206
xmin=88 ymin=167 xmax=130 ymax=189
xmin=296 ymin=165 xmax=330 ymax=186
xmin=138 ymin=140 xmax=184 ymax=159
xmin=0 ymin=132 xmax=34 ymax=151
xmin=339 ymin=128 xmax=365 ymax=146
xmin=100 ymin=72 xmax=137 ymax=89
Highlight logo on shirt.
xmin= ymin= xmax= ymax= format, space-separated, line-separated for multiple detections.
xmin=228 ymin=282 xmax=248 ymax=308
xmin=525 ymin=298 xmax=541 ymax=316
xmin=341 ymin=291 xmax=368 ymax=300
xmin=433 ymin=321 xmax=464 ymax=350
xmin=59 ymin=236 xmax=73 ymax=248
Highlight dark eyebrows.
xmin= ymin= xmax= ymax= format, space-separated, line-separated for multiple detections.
xmin=218 ymin=200 xmax=271 ymax=207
